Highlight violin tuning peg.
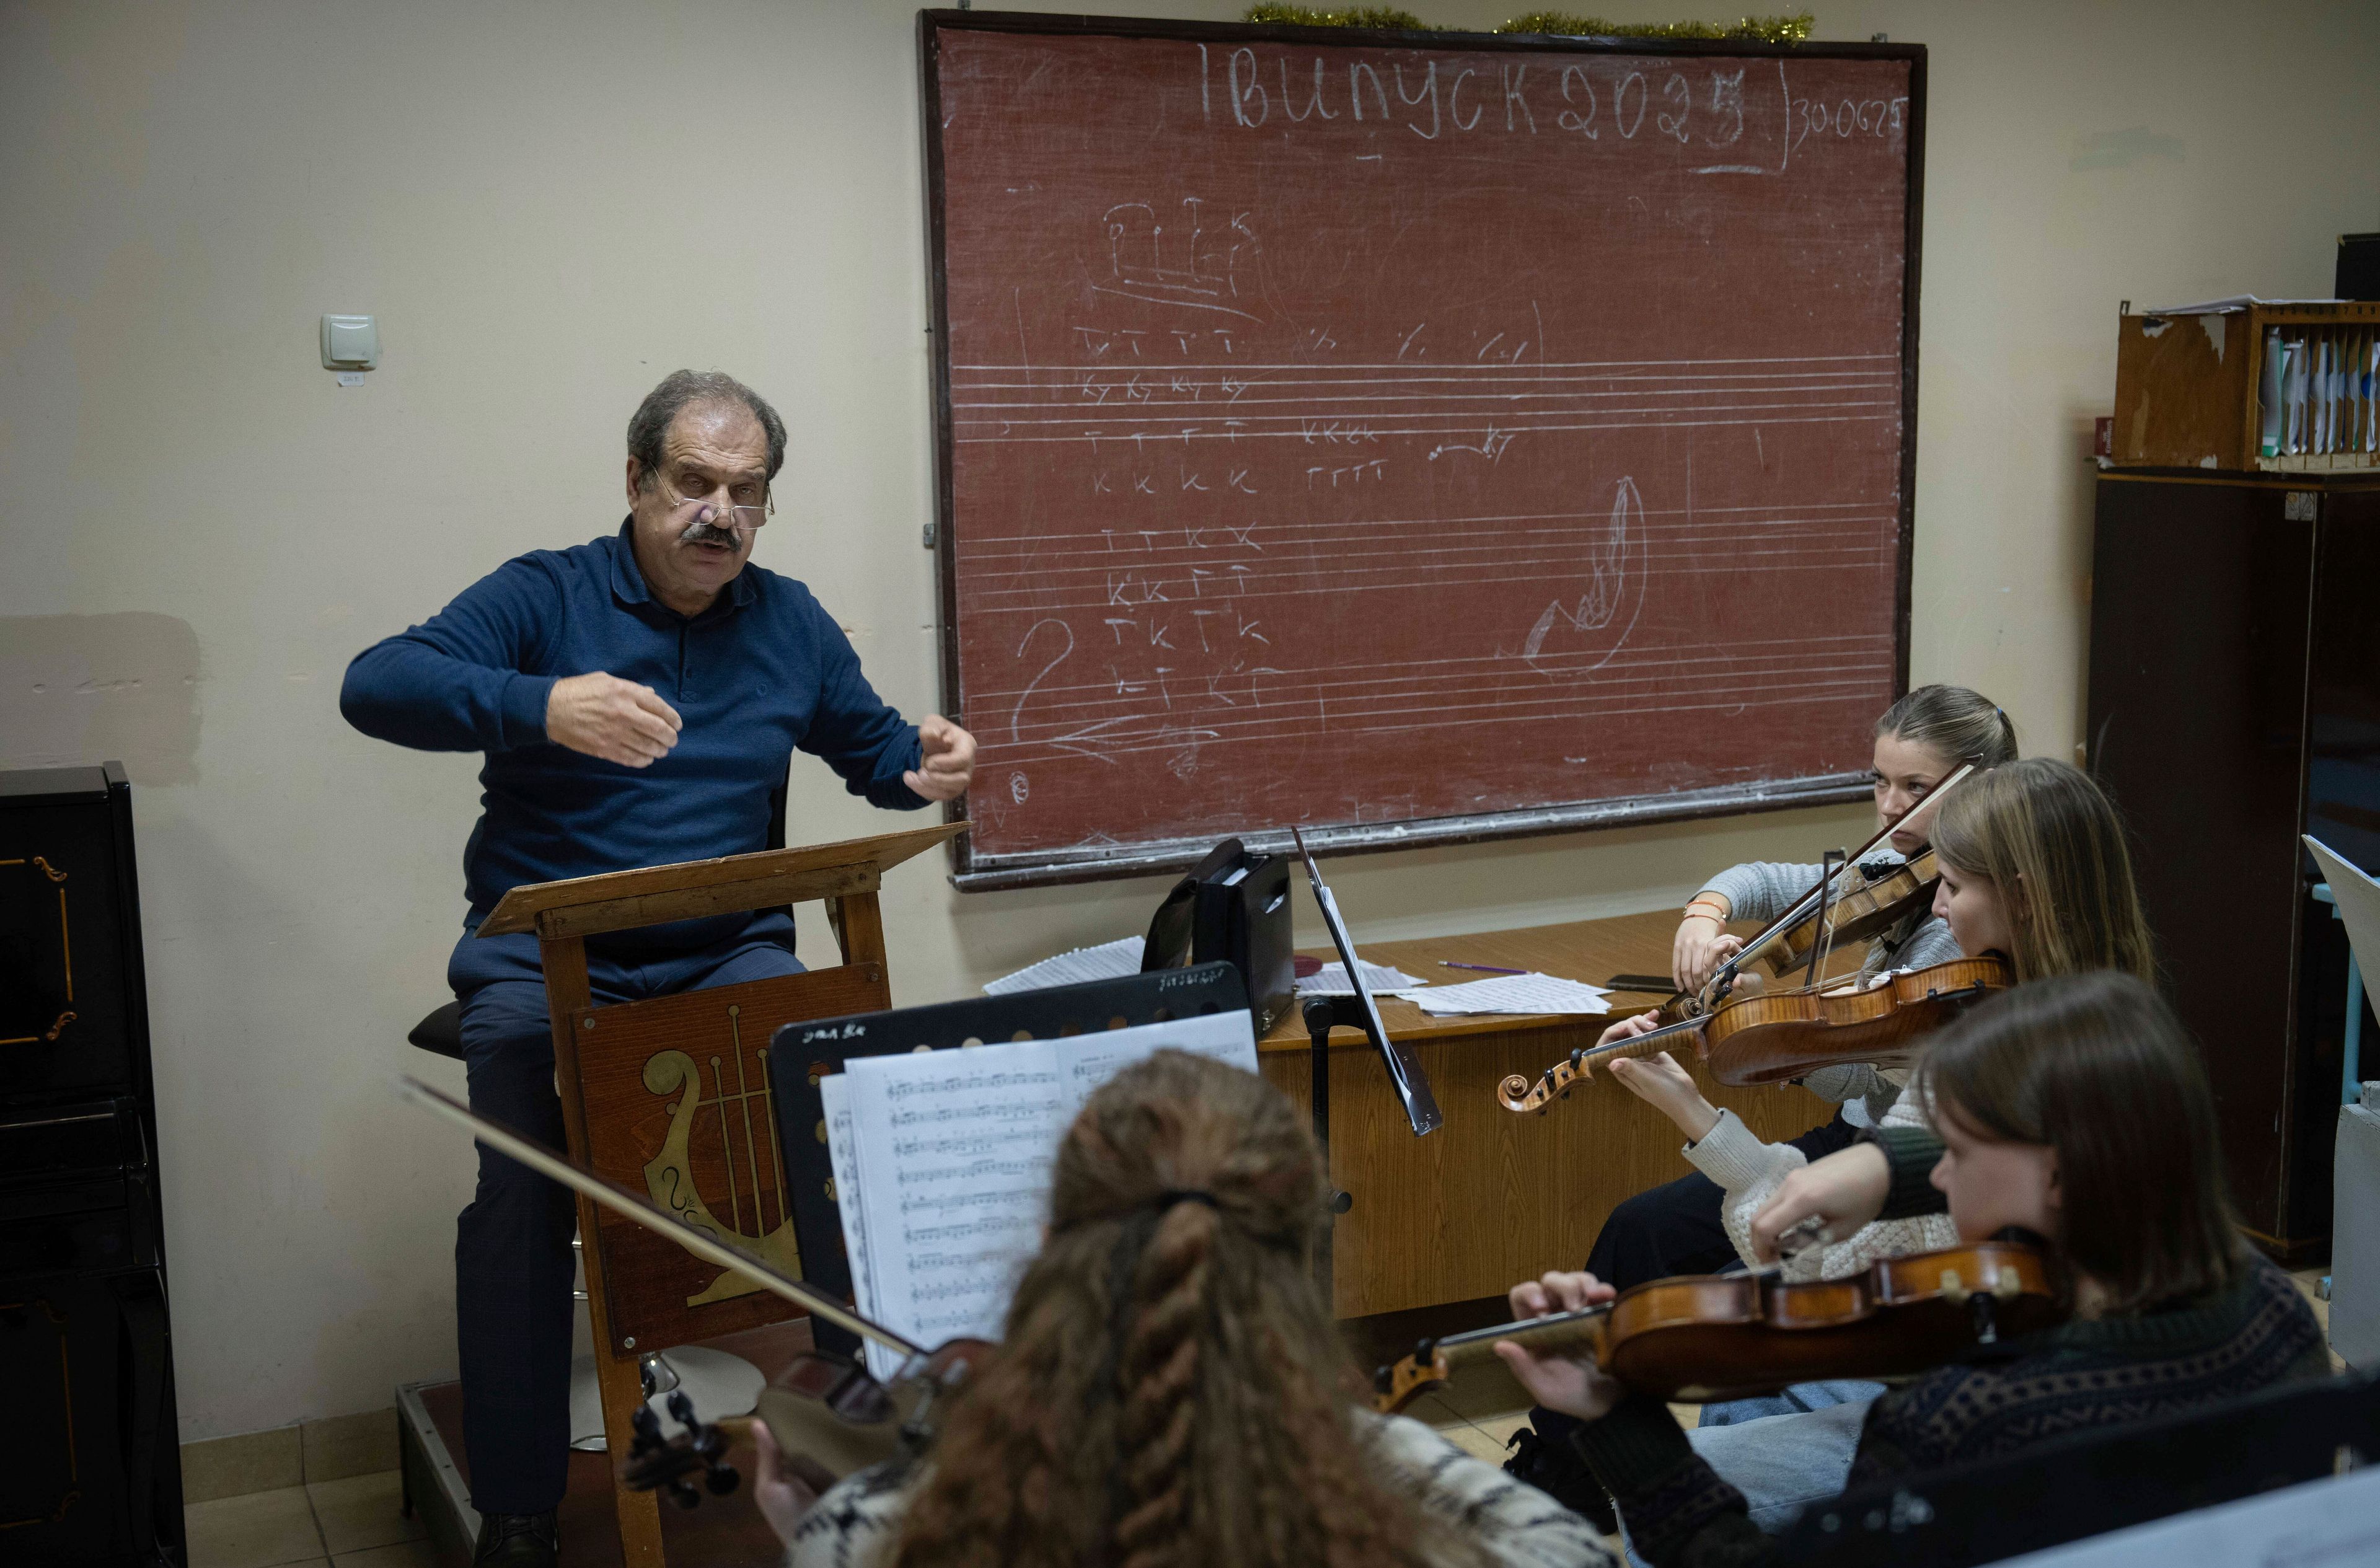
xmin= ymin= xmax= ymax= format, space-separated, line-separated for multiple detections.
xmin=1993 ymin=1271 xmax=2022 ymax=1300
xmin=1937 ymin=1268 xmax=1970 ymax=1305
xmin=705 ymin=1461 xmax=741 ymax=1497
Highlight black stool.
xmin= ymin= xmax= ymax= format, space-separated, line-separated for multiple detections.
xmin=408 ymin=1000 xmax=464 ymax=1060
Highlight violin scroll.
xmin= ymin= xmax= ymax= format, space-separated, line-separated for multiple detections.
xmin=620 ymin=1390 xmax=741 ymax=1508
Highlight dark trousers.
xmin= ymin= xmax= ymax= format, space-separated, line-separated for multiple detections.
xmin=446 ymin=912 xmax=802 ymax=1515
xmin=1530 ymin=1110 xmax=1864 ymax=1449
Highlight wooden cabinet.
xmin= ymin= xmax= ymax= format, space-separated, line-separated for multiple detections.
xmin=2087 ymin=472 xmax=2380 ymax=1261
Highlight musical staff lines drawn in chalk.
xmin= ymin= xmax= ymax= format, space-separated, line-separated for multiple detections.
xmin=978 ymin=651 xmax=1900 ymax=769
xmin=946 ymin=354 xmax=1903 ymax=447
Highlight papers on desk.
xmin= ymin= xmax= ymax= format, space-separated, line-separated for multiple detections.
xmin=1295 ymin=959 xmax=1428 ymax=997
xmin=821 ymin=1009 xmax=1259 ymax=1377
xmin=982 ymin=935 xmax=1144 ymax=995
xmin=1406 ymin=972 xmax=1614 ymax=1017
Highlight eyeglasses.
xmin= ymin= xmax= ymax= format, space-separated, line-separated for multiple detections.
xmin=656 ymin=468 xmax=774 ymax=536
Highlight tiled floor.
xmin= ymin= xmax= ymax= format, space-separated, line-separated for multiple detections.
xmin=185 ymin=1469 xmax=435 ymax=1568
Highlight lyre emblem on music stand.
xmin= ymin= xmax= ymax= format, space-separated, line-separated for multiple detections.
xmin=640 ymin=1004 xmax=803 ymax=1306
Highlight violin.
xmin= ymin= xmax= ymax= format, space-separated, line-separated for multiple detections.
xmin=398 ymin=1077 xmax=991 ymax=1486
xmin=1680 ymin=760 xmax=1981 ymax=1013
xmin=1744 ymin=848 xmax=1942 ymax=984
xmin=1497 ymin=955 xmax=2012 ymax=1114
xmin=1497 ymin=762 xmax=1993 ymax=1117
xmin=1374 ymin=1240 xmax=2058 ymax=1412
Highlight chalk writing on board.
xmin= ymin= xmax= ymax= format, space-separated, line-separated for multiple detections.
xmin=932 ymin=29 xmax=1915 ymax=864
xmin=1196 ymin=46 xmax=1908 ymax=172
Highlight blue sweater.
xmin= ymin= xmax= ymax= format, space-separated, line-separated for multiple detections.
xmin=341 ymin=524 xmax=927 ymax=927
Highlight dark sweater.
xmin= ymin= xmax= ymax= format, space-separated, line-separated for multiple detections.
xmin=1570 ymin=1130 xmax=2332 ymax=1567
xmin=341 ymin=523 xmax=926 ymax=925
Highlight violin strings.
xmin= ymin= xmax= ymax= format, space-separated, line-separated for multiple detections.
xmin=1413 ymin=1388 xmax=1514 ymax=1455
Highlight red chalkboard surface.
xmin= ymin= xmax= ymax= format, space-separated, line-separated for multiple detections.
xmin=921 ymin=13 xmax=1923 ymax=888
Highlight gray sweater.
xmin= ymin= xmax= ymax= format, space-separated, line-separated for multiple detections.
xmin=1699 ymin=859 xmax=1963 ymax=1121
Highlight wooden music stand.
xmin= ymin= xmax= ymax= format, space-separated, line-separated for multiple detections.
xmin=474 ymin=821 xmax=962 ymax=1566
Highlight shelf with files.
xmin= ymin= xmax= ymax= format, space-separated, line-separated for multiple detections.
xmin=2111 ymin=301 xmax=2380 ymax=473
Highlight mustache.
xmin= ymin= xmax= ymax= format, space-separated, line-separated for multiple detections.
xmin=679 ymin=519 xmax=744 ymax=547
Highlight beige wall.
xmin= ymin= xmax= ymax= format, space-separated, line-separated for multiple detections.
xmin=1 ymin=0 xmax=2374 ymax=1441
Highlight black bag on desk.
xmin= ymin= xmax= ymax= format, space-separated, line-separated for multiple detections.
xmin=1143 ymin=838 xmax=1295 ymax=1036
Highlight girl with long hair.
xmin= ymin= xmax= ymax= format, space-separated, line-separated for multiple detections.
xmin=1508 ymin=687 xmax=2018 ymax=1513
xmin=1501 ymin=971 xmax=2329 ymax=1566
xmin=1595 ymin=757 xmax=2159 ymax=1287
xmin=756 ymin=1050 xmax=1610 ymax=1568
xmin=1579 ymin=684 xmax=2021 ymax=1294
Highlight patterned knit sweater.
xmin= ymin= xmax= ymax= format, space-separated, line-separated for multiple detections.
xmin=784 ymin=1406 xmax=1615 ymax=1568
xmin=1569 ymin=1130 xmax=2332 ymax=1568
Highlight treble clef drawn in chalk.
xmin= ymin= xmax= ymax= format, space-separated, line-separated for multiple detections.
xmin=1520 ymin=475 xmax=1646 ymax=676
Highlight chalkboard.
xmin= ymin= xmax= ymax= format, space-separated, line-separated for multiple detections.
xmin=921 ymin=12 xmax=1923 ymax=889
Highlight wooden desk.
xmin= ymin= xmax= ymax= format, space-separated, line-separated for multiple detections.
xmin=1256 ymin=910 xmax=1834 ymax=1318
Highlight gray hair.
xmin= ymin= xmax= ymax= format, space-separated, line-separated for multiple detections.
xmin=626 ymin=369 xmax=788 ymax=485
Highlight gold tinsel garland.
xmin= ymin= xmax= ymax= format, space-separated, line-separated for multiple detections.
xmin=1243 ymin=5 xmax=1814 ymax=43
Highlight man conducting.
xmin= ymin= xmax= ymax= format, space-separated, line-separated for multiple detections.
xmin=342 ymin=370 xmax=974 ymax=1566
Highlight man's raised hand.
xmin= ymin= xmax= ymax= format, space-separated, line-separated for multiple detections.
xmin=545 ymin=672 xmax=682 ymax=768
xmin=904 ymin=715 xmax=977 ymax=803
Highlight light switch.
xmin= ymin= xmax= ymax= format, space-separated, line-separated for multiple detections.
xmin=320 ymin=314 xmax=379 ymax=371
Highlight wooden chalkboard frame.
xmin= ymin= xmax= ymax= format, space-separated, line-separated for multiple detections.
xmin=918 ymin=10 xmax=1925 ymax=891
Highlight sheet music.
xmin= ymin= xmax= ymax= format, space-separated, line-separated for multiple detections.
xmin=845 ymin=1041 xmax=1061 ymax=1352
xmin=1295 ymin=959 xmax=1429 ymax=997
xmin=982 ymin=935 xmax=1145 ymax=995
xmin=829 ymin=1015 xmax=1260 ymax=1356
xmin=1056 ymin=1011 xmax=1262 ymax=1103
xmin=1407 ymin=972 xmax=1615 ymax=1016
xmin=818 ymin=1074 xmax=899 ymax=1380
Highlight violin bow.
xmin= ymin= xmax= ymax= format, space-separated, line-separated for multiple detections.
xmin=1703 ymin=759 xmax=1979 ymax=1002
xmin=1497 ymin=760 xmax=1985 ymax=1113
xmin=395 ymin=1074 xmax=929 ymax=1362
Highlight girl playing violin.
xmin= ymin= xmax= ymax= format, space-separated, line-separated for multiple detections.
xmin=1500 ymin=971 xmax=2328 ymax=1567
xmin=1505 ymin=757 xmax=2159 ymax=1497
xmin=1584 ymin=684 xmax=2019 ymax=1294
xmin=754 ymin=1050 xmax=1611 ymax=1568
xmin=1595 ymin=757 xmax=2158 ymax=1286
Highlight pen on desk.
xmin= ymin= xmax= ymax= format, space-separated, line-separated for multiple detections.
xmin=1441 ymin=961 xmax=1527 ymax=975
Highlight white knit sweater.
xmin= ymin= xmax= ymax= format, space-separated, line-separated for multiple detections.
xmin=1681 ymin=1092 xmax=1959 ymax=1281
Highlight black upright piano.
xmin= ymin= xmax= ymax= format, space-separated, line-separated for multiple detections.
xmin=0 ymin=764 xmax=183 ymax=1564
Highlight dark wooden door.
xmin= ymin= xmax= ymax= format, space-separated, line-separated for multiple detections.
xmin=2086 ymin=476 xmax=2314 ymax=1249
